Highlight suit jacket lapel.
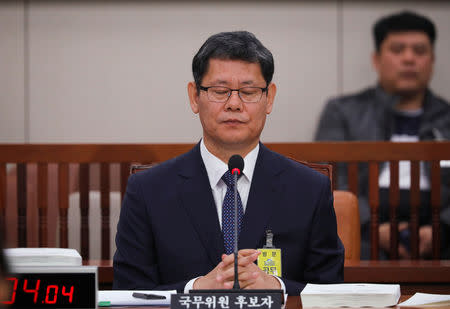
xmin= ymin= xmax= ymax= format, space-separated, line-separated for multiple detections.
xmin=178 ymin=144 xmax=224 ymax=266
xmin=239 ymin=144 xmax=284 ymax=250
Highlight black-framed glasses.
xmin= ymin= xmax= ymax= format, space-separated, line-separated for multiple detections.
xmin=199 ymin=85 xmax=268 ymax=103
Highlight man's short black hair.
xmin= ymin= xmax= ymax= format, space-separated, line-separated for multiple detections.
xmin=192 ymin=31 xmax=274 ymax=88
xmin=373 ymin=11 xmax=436 ymax=51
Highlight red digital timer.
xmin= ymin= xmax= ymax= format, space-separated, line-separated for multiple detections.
xmin=1 ymin=266 xmax=97 ymax=308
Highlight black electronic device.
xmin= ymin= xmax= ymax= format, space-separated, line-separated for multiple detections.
xmin=1 ymin=266 xmax=97 ymax=308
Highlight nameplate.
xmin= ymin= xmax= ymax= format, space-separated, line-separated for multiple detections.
xmin=171 ymin=293 xmax=282 ymax=309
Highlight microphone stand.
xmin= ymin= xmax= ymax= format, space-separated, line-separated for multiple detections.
xmin=233 ymin=170 xmax=240 ymax=289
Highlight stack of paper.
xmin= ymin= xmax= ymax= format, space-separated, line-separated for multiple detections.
xmin=300 ymin=283 xmax=401 ymax=307
xmin=4 ymin=248 xmax=82 ymax=267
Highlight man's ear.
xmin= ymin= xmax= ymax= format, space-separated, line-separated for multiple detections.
xmin=430 ymin=50 xmax=435 ymax=76
xmin=188 ymin=82 xmax=200 ymax=114
xmin=265 ymin=83 xmax=276 ymax=114
xmin=372 ymin=51 xmax=380 ymax=74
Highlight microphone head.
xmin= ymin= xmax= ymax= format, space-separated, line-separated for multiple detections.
xmin=228 ymin=154 xmax=244 ymax=175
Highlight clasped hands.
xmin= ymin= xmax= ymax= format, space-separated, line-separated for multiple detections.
xmin=193 ymin=249 xmax=281 ymax=290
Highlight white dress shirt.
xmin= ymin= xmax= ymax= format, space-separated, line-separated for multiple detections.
xmin=184 ymin=140 xmax=285 ymax=293
xmin=200 ymin=139 xmax=258 ymax=228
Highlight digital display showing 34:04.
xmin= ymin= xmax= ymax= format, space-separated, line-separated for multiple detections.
xmin=1 ymin=273 xmax=96 ymax=308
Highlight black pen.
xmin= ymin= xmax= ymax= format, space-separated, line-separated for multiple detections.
xmin=132 ymin=292 xmax=167 ymax=300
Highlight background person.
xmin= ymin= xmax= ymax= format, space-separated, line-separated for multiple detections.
xmin=315 ymin=11 xmax=450 ymax=259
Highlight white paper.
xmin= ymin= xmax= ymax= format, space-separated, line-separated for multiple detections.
xmin=300 ymin=283 xmax=400 ymax=307
xmin=4 ymin=248 xmax=82 ymax=266
xmin=398 ymin=293 xmax=450 ymax=307
xmin=98 ymin=290 xmax=176 ymax=306
xmin=301 ymin=283 xmax=400 ymax=294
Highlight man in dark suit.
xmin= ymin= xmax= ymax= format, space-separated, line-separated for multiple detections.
xmin=113 ymin=31 xmax=344 ymax=295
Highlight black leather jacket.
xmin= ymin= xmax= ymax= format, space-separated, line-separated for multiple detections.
xmin=314 ymin=86 xmax=450 ymax=227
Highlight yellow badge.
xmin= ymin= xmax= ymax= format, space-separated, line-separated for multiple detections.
xmin=257 ymin=230 xmax=282 ymax=277
xmin=257 ymin=248 xmax=282 ymax=276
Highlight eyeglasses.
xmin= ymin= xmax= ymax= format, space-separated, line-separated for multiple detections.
xmin=199 ymin=85 xmax=268 ymax=103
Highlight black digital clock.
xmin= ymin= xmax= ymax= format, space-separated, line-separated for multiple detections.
xmin=1 ymin=266 xmax=97 ymax=308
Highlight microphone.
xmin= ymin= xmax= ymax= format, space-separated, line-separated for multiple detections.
xmin=228 ymin=154 xmax=244 ymax=176
xmin=228 ymin=154 xmax=244 ymax=290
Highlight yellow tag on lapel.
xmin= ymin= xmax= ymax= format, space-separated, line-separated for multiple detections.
xmin=257 ymin=229 xmax=282 ymax=276
xmin=257 ymin=248 xmax=282 ymax=276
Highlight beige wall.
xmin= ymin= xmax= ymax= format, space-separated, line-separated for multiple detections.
xmin=0 ymin=2 xmax=25 ymax=143
xmin=1 ymin=1 xmax=449 ymax=143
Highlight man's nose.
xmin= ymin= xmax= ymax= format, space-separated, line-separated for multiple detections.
xmin=402 ymin=47 xmax=416 ymax=63
xmin=225 ymin=90 xmax=243 ymax=110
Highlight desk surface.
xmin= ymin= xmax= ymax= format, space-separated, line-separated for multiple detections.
xmin=86 ymin=260 xmax=450 ymax=294
xmin=103 ymin=295 xmax=418 ymax=309
xmin=88 ymin=260 xmax=450 ymax=281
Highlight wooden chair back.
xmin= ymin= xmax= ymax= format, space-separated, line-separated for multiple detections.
xmin=333 ymin=190 xmax=360 ymax=261
xmin=290 ymin=160 xmax=360 ymax=261
xmin=130 ymin=164 xmax=158 ymax=174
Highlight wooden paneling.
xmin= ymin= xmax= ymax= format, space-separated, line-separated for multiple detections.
xmin=100 ymin=162 xmax=110 ymax=260
xmin=58 ymin=163 xmax=69 ymax=248
xmin=85 ymin=260 xmax=450 ymax=293
xmin=344 ymin=260 xmax=450 ymax=283
xmin=0 ymin=163 xmax=6 ymax=240
xmin=368 ymin=162 xmax=379 ymax=260
xmin=431 ymin=160 xmax=441 ymax=260
xmin=389 ymin=161 xmax=399 ymax=259
xmin=347 ymin=162 xmax=359 ymax=196
xmin=37 ymin=162 xmax=48 ymax=246
xmin=1 ymin=142 xmax=449 ymax=261
xmin=410 ymin=161 xmax=420 ymax=259
xmin=16 ymin=163 xmax=26 ymax=246
xmin=79 ymin=163 xmax=90 ymax=259
xmin=1 ymin=142 xmax=449 ymax=162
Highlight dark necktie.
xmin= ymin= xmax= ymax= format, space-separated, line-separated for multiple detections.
xmin=221 ymin=170 xmax=244 ymax=255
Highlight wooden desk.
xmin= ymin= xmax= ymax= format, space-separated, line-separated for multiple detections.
xmin=102 ymin=295 xmax=418 ymax=309
xmin=85 ymin=260 xmax=450 ymax=294
xmin=344 ymin=260 xmax=450 ymax=294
